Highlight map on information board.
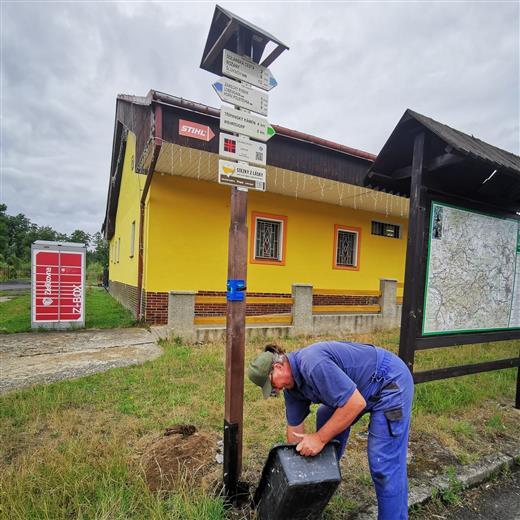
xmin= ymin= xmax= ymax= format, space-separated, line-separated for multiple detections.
xmin=423 ymin=202 xmax=520 ymax=335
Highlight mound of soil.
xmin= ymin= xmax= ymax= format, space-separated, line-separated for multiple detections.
xmin=140 ymin=424 xmax=220 ymax=492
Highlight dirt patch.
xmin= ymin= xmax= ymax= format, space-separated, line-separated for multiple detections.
xmin=140 ymin=425 xmax=221 ymax=492
xmin=408 ymin=430 xmax=459 ymax=479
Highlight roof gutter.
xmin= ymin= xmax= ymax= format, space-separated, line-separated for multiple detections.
xmin=136 ymin=103 xmax=163 ymax=321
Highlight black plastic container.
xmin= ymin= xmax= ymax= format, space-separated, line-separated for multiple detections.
xmin=253 ymin=442 xmax=342 ymax=520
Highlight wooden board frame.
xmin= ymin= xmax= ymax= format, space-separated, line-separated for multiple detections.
xmin=398 ymin=132 xmax=520 ymax=408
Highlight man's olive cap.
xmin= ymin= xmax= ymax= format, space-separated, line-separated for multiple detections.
xmin=248 ymin=351 xmax=274 ymax=399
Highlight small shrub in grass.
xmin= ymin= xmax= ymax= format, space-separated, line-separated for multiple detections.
xmin=356 ymin=472 xmax=372 ymax=487
xmin=486 ymin=414 xmax=506 ymax=431
xmin=457 ymin=451 xmax=479 ymax=465
xmin=323 ymin=493 xmax=360 ymax=518
xmin=409 ymin=502 xmax=425 ymax=517
xmin=451 ymin=420 xmax=475 ymax=438
xmin=440 ymin=467 xmax=463 ymax=505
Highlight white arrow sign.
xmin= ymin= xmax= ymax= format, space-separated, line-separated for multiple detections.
xmin=223 ymin=49 xmax=277 ymax=91
xmin=219 ymin=132 xmax=267 ymax=166
xmin=213 ymin=77 xmax=269 ymax=116
xmin=220 ymin=106 xmax=275 ymax=142
xmin=218 ymin=159 xmax=266 ymax=191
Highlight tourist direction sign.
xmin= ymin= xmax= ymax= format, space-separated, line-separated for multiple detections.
xmin=223 ymin=49 xmax=277 ymax=91
xmin=218 ymin=159 xmax=266 ymax=191
xmin=213 ymin=77 xmax=268 ymax=116
xmin=219 ymin=132 xmax=267 ymax=166
xmin=220 ymin=106 xmax=275 ymax=142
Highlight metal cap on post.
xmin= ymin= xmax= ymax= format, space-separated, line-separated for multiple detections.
xmin=200 ymin=5 xmax=288 ymax=503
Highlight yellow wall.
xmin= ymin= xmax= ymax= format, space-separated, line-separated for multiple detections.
xmin=108 ymin=132 xmax=144 ymax=286
xmin=144 ymin=174 xmax=407 ymax=294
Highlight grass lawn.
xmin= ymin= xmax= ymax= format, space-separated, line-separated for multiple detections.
xmin=0 ymin=288 xmax=136 ymax=333
xmin=1 ymin=331 xmax=519 ymax=519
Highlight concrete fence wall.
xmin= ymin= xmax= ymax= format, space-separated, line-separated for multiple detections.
xmin=166 ymin=279 xmax=401 ymax=343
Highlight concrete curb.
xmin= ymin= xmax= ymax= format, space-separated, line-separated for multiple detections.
xmin=355 ymin=445 xmax=520 ymax=519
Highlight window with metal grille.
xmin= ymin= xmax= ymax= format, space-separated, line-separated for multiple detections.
xmin=336 ymin=229 xmax=358 ymax=267
xmin=255 ymin=218 xmax=282 ymax=260
xmin=371 ymin=221 xmax=400 ymax=239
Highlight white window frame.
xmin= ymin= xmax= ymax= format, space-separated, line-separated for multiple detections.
xmin=335 ymin=228 xmax=359 ymax=268
xmin=254 ymin=216 xmax=284 ymax=261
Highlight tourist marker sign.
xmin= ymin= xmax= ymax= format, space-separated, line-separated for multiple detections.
xmin=218 ymin=159 xmax=266 ymax=191
xmin=223 ymin=49 xmax=278 ymax=91
xmin=220 ymin=106 xmax=275 ymax=142
xmin=219 ymin=132 xmax=267 ymax=166
xmin=213 ymin=77 xmax=269 ymax=116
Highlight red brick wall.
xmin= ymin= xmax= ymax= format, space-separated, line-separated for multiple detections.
xmin=131 ymin=289 xmax=379 ymax=325
xmin=196 ymin=291 xmax=292 ymax=317
xmin=312 ymin=295 xmax=378 ymax=306
xmin=143 ymin=291 xmax=169 ymax=325
xmin=108 ymin=280 xmax=139 ymax=318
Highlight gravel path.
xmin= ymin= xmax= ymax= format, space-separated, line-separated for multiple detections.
xmin=0 ymin=281 xmax=31 ymax=291
xmin=0 ymin=328 xmax=162 ymax=394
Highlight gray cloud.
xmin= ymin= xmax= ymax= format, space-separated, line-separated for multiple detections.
xmin=1 ymin=1 xmax=518 ymax=235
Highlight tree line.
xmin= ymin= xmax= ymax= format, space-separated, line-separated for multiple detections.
xmin=0 ymin=204 xmax=108 ymax=280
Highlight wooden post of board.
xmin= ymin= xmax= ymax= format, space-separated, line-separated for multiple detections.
xmin=515 ymin=358 xmax=520 ymax=410
xmin=223 ymin=28 xmax=248 ymax=500
xmin=399 ymin=132 xmax=426 ymax=372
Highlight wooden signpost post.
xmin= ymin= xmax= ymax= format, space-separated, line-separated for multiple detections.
xmin=200 ymin=5 xmax=288 ymax=500
xmin=219 ymin=36 xmax=275 ymax=500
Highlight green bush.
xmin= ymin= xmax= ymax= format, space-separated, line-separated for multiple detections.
xmin=86 ymin=261 xmax=104 ymax=285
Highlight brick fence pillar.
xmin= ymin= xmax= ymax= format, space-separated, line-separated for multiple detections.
xmin=292 ymin=284 xmax=313 ymax=336
xmin=379 ymin=278 xmax=398 ymax=329
xmin=168 ymin=291 xmax=196 ymax=342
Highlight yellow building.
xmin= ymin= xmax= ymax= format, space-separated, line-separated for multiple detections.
xmin=102 ymin=91 xmax=408 ymax=329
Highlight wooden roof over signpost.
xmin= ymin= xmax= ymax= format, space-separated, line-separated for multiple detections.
xmin=200 ymin=4 xmax=289 ymax=75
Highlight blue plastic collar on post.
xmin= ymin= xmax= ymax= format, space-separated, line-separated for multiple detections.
xmin=227 ymin=279 xmax=246 ymax=301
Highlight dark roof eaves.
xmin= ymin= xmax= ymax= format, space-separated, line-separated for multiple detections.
xmin=407 ymin=109 xmax=520 ymax=175
xmin=147 ymin=90 xmax=376 ymax=163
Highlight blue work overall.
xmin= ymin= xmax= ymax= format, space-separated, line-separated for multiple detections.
xmin=316 ymin=350 xmax=414 ymax=520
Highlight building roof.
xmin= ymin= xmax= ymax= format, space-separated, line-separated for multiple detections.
xmin=366 ymin=109 xmax=520 ymax=212
xmin=137 ymin=90 xmax=377 ymax=162
xmin=407 ymin=110 xmax=520 ymax=176
xmin=102 ymin=90 xmax=400 ymax=239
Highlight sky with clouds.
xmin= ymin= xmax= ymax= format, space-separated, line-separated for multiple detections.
xmin=1 ymin=1 xmax=518 ymax=235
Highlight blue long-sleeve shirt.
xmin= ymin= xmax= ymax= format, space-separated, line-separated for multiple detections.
xmin=284 ymin=341 xmax=389 ymax=426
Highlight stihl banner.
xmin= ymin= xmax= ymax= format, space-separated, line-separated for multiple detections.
xmin=178 ymin=119 xmax=215 ymax=142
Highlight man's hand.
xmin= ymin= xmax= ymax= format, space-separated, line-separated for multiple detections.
xmin=293 ymin=432 xmax=325 ymax=457
xmin=287 ymin=422 xmax=305 ymax=443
